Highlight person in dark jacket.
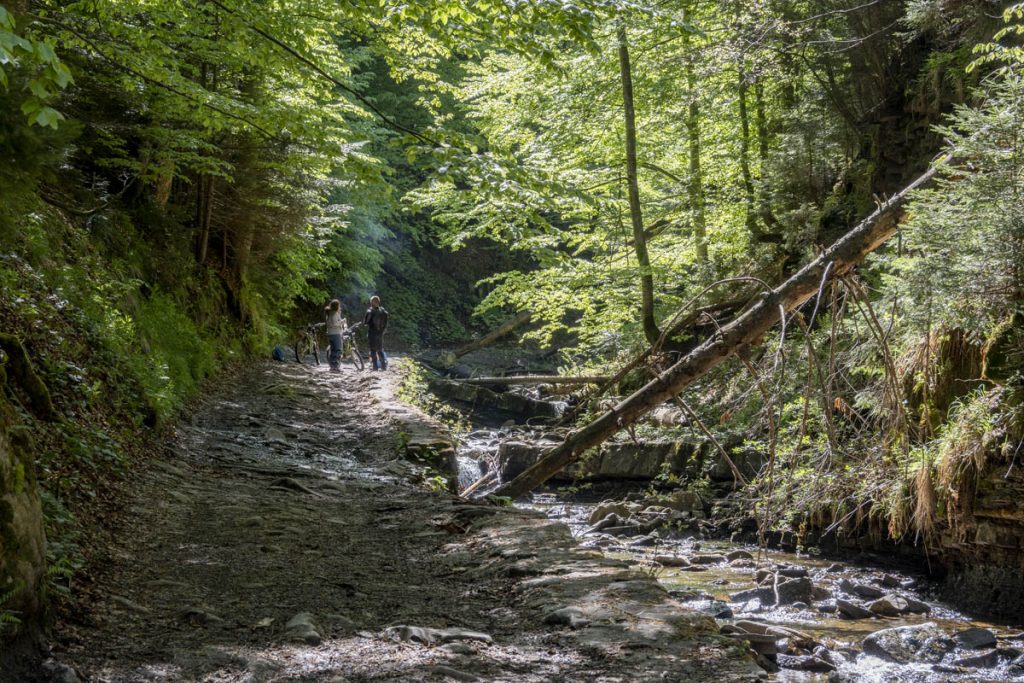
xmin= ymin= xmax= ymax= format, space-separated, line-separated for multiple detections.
xmin=363 ymin=295 xmax=389 ymax=371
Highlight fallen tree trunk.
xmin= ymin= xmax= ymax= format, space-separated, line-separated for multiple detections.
xmin=453 ymin=310 xmax=532 ymax=359
xmin=493 ymin=164 xmax=939 ymax=499
xmin=463 ymin=375 xmax=610 ymax=386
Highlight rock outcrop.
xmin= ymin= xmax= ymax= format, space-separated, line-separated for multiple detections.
xmin=0 ymin=361 xmax=48 ymax=639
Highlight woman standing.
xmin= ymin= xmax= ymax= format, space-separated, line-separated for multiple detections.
xmin=324 ymin=299 xmax=347 ymax=372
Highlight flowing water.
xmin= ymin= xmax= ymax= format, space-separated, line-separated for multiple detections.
xmin=453 ymin=426 xmax=1024 ymax=683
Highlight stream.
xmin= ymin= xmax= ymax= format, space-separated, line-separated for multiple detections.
xmin=451 ymin=422 xmax=1024 ymax=682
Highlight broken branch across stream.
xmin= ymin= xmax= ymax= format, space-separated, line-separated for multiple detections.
xmin=493 ymin=162 xmax=941 ymax=499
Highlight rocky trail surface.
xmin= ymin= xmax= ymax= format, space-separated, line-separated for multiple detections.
xmin=30 ymin=361 xmax=762 ymax=682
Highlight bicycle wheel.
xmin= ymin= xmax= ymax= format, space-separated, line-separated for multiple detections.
xmin=293 ymin=342 xmax=303 ymax=364
xmin=312 ymin=340 xmax=321 ymax=365
xmin=349 ymin=342 xmax=364 ymax=371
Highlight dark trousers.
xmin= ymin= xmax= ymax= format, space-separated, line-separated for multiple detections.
xmin=368 ymin=332 xmax=387 ymax=370
xmin=327 ymin=333 xmax=343 ymax=369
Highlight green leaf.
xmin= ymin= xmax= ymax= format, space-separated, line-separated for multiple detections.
xmin=49 ymin=61 xmax=73 ymax=88
xmin=20 ymin=97 xmax=40 ymax=115
xmin=27 ymin=78 xmax=50 ymax=99
xmin=34 ymin=40 xmax=56 ymax=63
xmin=35 ymin=106 xmax=64 ymax=128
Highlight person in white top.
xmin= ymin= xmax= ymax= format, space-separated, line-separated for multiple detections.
xmin=324 ymin=299 xmax=347 ymax=372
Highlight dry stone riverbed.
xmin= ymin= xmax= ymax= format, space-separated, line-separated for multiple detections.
xmin=26 ymin=359 xmax=764 ymax=683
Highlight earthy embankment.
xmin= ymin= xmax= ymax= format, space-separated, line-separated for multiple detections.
xmin=16 ymin=361 xmax=762 ymax=682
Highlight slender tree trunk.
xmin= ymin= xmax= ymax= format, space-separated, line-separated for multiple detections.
xmin=195 ymin=175 xmax=214 ymax=265
xmin=738 ymin=63 xmax=758 ymax=238
xmin=618 ymin=25 xmax=661 ymax=345
xmin=493 ymin=163 xmax=941 ymax=499
xmin=685 ymin=60 xmax=708 ymax=264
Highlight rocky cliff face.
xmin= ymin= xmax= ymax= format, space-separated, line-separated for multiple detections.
xmin=0 ymin=364 xmax=48 ymax=638
xmin=937 ymin=449 xmax=1024 ymax=621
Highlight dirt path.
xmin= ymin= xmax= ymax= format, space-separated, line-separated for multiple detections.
xmin=42 ymin=360 xmax=761 ymax=682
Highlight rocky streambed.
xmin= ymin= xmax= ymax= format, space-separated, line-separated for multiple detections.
xmin=448 ymin=424 xmax=1024 ymax=682
xmin=528 ymin=494 xmax=1024 ymax=682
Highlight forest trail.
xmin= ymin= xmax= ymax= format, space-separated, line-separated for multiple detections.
xmin=41 ymin=361 xmax=762 ymax=682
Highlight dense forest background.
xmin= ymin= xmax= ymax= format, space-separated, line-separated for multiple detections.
xmin=1 ymin=0 xmax=1023 ymax=640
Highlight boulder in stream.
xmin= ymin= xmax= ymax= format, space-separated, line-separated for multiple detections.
xmin=775 ymin=577 xmax=814 ymax=606
xmin=953 ymin=627 xmax=997 ymax=650
xmin=839 ymin=579 xmax=884 ymax=599
xmin=952 ymin=649 xmax=1001 ymax=668
xmin=776 ymin=654 xmax=835 ymax=672
xmin=836 ymin=598 xmax=875 ymax=620
xmin=862 ymin=622 xmax=944 ymax=664
xmin=867 ymin=594 xmax=909 ymax=617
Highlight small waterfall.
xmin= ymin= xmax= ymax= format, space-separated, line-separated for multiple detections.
xmin=457 ymin=455 xmax=483 ymax=488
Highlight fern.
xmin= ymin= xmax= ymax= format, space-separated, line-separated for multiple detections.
xmin=0 ymin=586 xmax=23 ymax=636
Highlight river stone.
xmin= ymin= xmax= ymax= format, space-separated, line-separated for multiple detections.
xmin=719 ymin=628 xmax=778 ymax=656
xmin=919 ymin=635 xmax=956 ymax=663
xmin=835 ymin=599 xmax=874 ymax=620
xmin=629 ymin=533 xmax=660 ymax=547
xmin=954 ymin=627 xmax=997 ymax=650
xmin=776 ymin=654 xmax=836 ymax=672
xmin=653 ymin=554 xmax=690 ymax=567
xmin=880 ymin=574 xmax=902 ymax=588
xmin=952 ymin=649 xmax=1001 ymax=668
xmin=868 ymin=594 xmax=909 ymax=616
xmin=286 ymin=612 xmax=322 ymax=645
xmin=811 ymin=585 xmax=832 ymax=600
xmin=775 ymin=577 xmax=814 ymax=606
xmin=588 ymin=502 xmax=630 ymax=525
xmin=585 ymin=513 xmax=625 ymax=535
xmin=543 ymin=607 xmax=590 ymax=629
xmin=840 ymin=579 xmax=884 ymax=599
xmin=776 ymin=565 xmax=809 ymax=578
xmin=725 ymin=550 xmax=754 ymax=562
xmin=862 ymin=622 xmax=944 ymax=663
xmin=690 ymin=554 xmax=727 ymax=565
xmin=902 ymin=596 xmax=930 ymax=614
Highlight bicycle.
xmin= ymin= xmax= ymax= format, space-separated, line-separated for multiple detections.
xmin=341 ymin=322 xmax=365 ymax=371
xmin=294 ymin=322 xmax=324 ymax=365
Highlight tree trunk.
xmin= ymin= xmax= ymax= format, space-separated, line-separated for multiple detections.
xmin=452 ymin=310 xmax=532 ymax=359
xmin=738 ymin=63 xmax=758 ymax=238
xmin=462 ymin=375 xmax=610 ymax=386
xmin=618 ymin=24 xmax=660 ymax=345
xmin=685 ymin=60 xmax=708 ymax=264
xmin=493 ymin=163 xmax=940 ymax=499
xmin=195 ymin=175 xmax=214 ymax=265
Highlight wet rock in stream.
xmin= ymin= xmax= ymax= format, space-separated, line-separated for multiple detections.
xmin=862 ymin=622 xmax=947 ymax=663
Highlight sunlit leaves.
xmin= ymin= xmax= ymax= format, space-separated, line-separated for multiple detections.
xmin=0 ymin=5 xmax=72 ymax=127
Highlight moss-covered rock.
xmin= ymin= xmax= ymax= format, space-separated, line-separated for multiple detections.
xmin=0 ymin=361 xmax=48 ymax=639
xmin=0 ymin=334 xmax=55 ymax=421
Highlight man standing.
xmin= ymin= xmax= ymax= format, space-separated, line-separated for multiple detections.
xmin=363 ymin=295 xmax=389 ymax=371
